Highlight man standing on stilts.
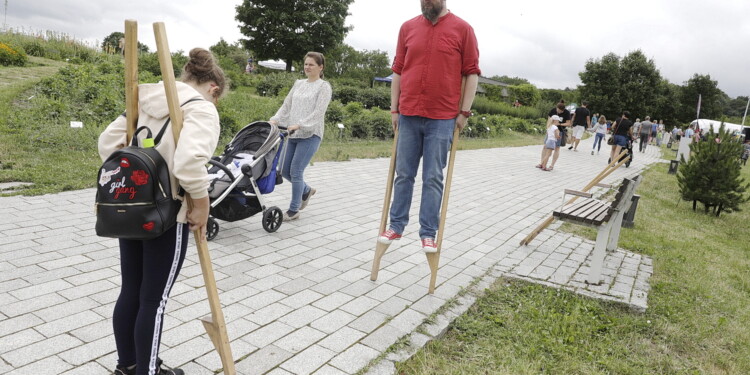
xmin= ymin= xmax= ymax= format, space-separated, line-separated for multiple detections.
xmin=378 ymin=0 xmax=480 ymax=253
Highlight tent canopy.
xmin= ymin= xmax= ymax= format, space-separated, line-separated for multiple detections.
xmin=690 ymin=119 xmax=747 ymax=134
xmin=373 ymin=74 xmax=393 ymax=83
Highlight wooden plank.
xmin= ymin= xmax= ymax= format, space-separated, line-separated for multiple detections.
xmin=555 ymin=199 xmax=595 ymax=219
xmin=587 ymin=203 xmax=613 ymax=225
xmin=564 ymin=189 xmax=593 ymax=198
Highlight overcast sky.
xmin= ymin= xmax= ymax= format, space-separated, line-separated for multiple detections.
xmin=5 ymin=0 xmax=749 ymax=98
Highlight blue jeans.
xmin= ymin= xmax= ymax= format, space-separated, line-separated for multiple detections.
xmin=593 ymin=133 xmax=605 ymax=151
xmin=281 ymin=135 xmax=321 ymax=212
xmin=389 ymin=115 xmax=455 ymax=239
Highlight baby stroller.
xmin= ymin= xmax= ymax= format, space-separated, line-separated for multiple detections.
xmin=206 ymin=121 xmax=286 ymax=240
xmin=625 ymin=137 xmax=633 ymax=168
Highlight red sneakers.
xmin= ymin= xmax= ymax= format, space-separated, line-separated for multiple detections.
xmin=378 ymin=229 xmax=402 ymax=244
xmin=421 ymin=238 xmax=437 ymax=253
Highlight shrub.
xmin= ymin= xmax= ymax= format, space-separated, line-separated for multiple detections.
xmin=0 ymin=41 xmax=27 ymax=66
xmin=325 ymin=100 xmax=345 ymax=125
xmin=472 ymin=96 xmax=544 ymax=119
xmin=256 ymin=72 xmax=300 ymax=97
xmin=332 ymin=84 xmax=389 ymax=109
xmin=366 ymin=108 xmax=393 ymax=139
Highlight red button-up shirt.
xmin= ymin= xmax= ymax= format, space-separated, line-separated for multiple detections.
xmin=392 ymin=12 xmax=481 ymax=120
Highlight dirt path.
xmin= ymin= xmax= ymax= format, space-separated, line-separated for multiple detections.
xmin=0 ymin=56 xmax=66 ymax=88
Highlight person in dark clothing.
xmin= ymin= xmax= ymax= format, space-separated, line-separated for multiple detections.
xmin=609 ymin=111 xmax=634 ymax=165
xmin=568 ymin=101 xmax=591 ymax=151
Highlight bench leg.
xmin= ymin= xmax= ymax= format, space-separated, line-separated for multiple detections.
xmin=606 ymin=210 xmax=625 ymax=252
xmin=587 ymin=222 xmax=611 ymax=285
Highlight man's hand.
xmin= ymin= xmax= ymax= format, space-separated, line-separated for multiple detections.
xmin=187 ymin=196 xmax=210 ymax=242
xmin=391 ymin=113 xmax=399 ymax=133
xmin=456 ymin=114 xmax=469 ymax=130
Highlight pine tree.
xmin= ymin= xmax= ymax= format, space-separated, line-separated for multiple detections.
xmin=677 ymin=123 xmax=750 ymax=216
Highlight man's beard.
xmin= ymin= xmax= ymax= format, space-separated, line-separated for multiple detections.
xmin=421 ymin=1 xmax=443 ymax=22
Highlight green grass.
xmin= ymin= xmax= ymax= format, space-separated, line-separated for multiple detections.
xmin=314 ymin=132 xmax=543 ymax=162
xmin=397 ymin=161 xmax=750 ymax=374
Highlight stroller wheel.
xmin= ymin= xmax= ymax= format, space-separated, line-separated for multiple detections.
xmin=207 ymin=217 xmax=219 ymax=241
xmin=263 ymin=206 xmax=283 ymax=233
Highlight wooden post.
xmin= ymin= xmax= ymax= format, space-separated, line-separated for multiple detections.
xmin=371 ymin=129 xmax=399 ymax=281
xmin=152 ymin=22 xmax=236 ymax=375
xmin=124 ymin=20 xmax=138 ymax=143
xmin=427 ymin=125 xmax=461 ymax=294
xmin=519 ymin=151 xmax=630 ymax=246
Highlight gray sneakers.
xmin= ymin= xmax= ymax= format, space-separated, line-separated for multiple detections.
xmin=283 ymin=210 xmax=300 ymax=221
xmin=300 ymin=188 xmax=316 ymax=210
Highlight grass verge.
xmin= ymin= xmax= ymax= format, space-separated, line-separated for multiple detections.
xmin=396 ymin=160 xmax=750 ymax=374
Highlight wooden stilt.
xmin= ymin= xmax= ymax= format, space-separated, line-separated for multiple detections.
xmin=152 ymin=22 xmax=236 ymax=375
xmin=427 ymin=126 xmax=461 ymax=294
xmin=371 ymin=129 xmax=399 ymax=281
xmin=123 ymin=20 xmax=138 ymax=143
xmin=519 ymin=151 xmax=630 ymax=246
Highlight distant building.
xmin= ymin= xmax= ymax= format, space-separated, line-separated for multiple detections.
xmin=477 ymin=76 xmax=509 ymax=97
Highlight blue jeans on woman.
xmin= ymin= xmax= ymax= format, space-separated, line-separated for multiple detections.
xmin=593 ymin=133 xmax=605 ymax=151
xmin=281 ymin=135 xmax=321 ymax=212
xmin=389 ymin=115 xmax=455 ymax=239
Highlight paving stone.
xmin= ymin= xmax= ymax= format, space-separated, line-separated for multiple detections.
xmin=280 ymin=344 xmax=336 ymax=375
xmin=235 ymin=345 xmax=293 ymax=375
xmin=329 ymin=344 xmax=380 ymax=374
xmin=273 ymin=326 xmax=327 ymax=354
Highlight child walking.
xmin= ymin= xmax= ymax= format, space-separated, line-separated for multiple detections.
xmin=538 ymin=115 xmax=561 ymax=171
xmin=591 ymin=115 xmax=607 ymax=155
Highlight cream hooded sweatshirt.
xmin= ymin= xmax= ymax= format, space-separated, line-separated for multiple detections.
xmin=98 ymin=81 xmax=220 ymax=223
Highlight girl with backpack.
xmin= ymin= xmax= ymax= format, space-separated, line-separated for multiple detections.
xmin=98 ymin=48 xmax=227 ymax=375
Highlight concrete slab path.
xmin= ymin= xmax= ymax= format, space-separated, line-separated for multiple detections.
xmin=0 ymin=136 xmax=666 ymax=374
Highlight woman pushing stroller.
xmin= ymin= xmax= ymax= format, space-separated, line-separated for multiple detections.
xmin=269 ymin=52 xmax=332 ymax=221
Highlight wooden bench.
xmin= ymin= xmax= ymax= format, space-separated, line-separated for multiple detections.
xmin=553 ymin=175 xmax=642 ymax=285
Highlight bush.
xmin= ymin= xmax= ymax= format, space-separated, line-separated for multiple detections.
xmin=464 ymin=114 xmax=545 ymax=138
xmin=332 ymin=84 xmax=389 ymax=109
xmin=0 ymin=41 xmax=27 ymax=66
xmin=256 ymin=72 xmax=300 ymax=97
xmin=325 ymin=100 xmax=345 ymax=125
xmin=473 ymin=96 xmax=544 ymax=120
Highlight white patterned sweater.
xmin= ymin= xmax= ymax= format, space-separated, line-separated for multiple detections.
xmin=270 ymin=78 xmax=332 ymax=139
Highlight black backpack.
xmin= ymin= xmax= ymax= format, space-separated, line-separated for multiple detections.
xmin=95 ymin=98 xmax=200 ymax=240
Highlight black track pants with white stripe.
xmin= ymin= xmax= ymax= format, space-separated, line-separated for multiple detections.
xmin=113 ymin=223 xmax=188 ymax=375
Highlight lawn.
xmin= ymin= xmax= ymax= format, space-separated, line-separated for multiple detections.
xmin=396 ymin=158 xmax=750 ymax=374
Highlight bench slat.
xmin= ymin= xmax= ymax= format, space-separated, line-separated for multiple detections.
xmin=559 ymin=199 xmax=600 ymax=219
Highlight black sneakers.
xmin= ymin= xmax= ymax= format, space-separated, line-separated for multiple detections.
xmin=113 ymin=359 xmax=184 ymax=375
xmin=114 ymin=366 xmax=135 ymax=375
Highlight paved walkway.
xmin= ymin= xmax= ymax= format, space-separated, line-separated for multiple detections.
xmin=0 ymin=137 xmax=664 ymax=374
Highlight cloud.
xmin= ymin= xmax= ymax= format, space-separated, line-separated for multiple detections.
xmin=5 ymin=0 xmax=749 ymax=97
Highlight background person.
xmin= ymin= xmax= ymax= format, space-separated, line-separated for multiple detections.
xmin=591 ymin=115 xmax=607 ymax=155
xmin=539 ymin=115 xmax=561 ymax=171
xmin=378 ymin=0 xmax=480 ymax=253
xmin=540 ymin=102 xmax=571 ymax=171
xmin=98 ymin=48 xmax=227 ymax=375
xmin=270 ymin=52 xmax=332 ymax=221
xmin=609 ymin=111 xmax=634 ymax=165
xmin=568 ymin=100 xmax=590 ymax=151
xmin=639 ymin=116 xmax=652 ymax=152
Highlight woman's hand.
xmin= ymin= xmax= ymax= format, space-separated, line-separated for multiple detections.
xmin=288 ymin=124 xmax=300 ymax=132
xmin=391 ymin=113 xmax=399 ymax=133
xmin=187 ymin=196 xmax=210 ymax=242
xmin=269 ymin=120 xmax=279 ymax=126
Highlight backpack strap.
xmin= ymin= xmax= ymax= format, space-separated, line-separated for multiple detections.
xmin=153 ymin=97 xmax=204 ymax=146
